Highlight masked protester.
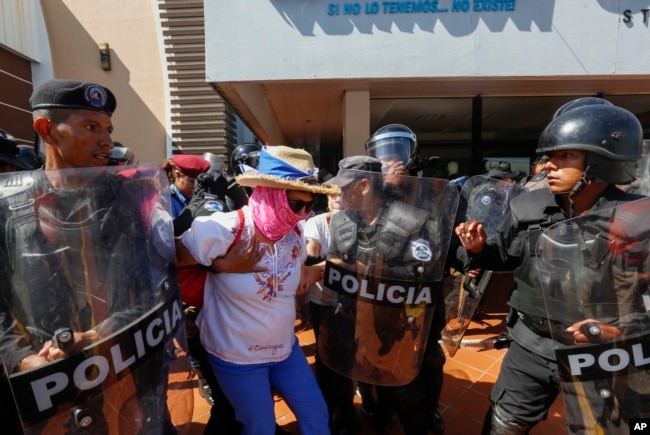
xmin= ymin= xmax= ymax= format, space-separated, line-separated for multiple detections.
xmin=177 ymin=145 xmax=339 ymax=435
xmin=0 ymin=79 xmax=190 ymax=434
xmin=174 ymin=153 xmax=293 ymax=435
xmin=454 ymin=98 xmax=645 ymax=434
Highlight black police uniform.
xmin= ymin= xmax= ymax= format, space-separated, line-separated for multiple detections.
xmin=174 ymin=171 xmax=229 ymax=236
xmin=225 ymin=176 xmax=252 ymax=211
xmin=459 ymin=186 xmax=644 ymax=431
xmin=0 ymin=129 xmax=25 ymax=172
xmin=329 ymin=200 xmax=445 ymax=435
xmin=0 ymin=170 xmax=176 ymax=433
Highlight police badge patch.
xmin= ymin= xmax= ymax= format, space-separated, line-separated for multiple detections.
xmin=203 ymin=200 xmax=224 ymax=213
xmin=410 ymin=238 xmax=433 ymax=262
xmin=84 ymin=84 xmax=108 ymax=109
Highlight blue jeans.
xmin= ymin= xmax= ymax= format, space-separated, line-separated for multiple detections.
xmin=208 ymin=337 xmax=329 ymax=435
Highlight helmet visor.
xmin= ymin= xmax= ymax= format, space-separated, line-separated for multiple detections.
xmin=237 ymin=150 xmax=261 ymax=173
xmin=367 ymin=136 xmax=412 ymax=168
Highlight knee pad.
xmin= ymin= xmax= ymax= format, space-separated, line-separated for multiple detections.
xmin=482 ymin=404 xmax=530 ymax=435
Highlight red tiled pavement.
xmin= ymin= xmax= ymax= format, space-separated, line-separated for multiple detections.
xmin=185 ymin=272 xmax=568 ymax=434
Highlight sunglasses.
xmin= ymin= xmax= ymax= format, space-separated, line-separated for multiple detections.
xmin=288 ymin=198 xmax=315 ymax=214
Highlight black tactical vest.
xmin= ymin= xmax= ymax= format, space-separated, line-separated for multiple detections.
xmin=507 ymin=190 xmax=565 ymax=318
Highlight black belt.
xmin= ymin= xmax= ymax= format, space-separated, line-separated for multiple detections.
xmin=517 ymin=311 xmax=553 ymax=339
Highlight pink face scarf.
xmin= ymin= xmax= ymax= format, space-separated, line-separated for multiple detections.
xmin=248 ymin=186 xmax=311 ymax=241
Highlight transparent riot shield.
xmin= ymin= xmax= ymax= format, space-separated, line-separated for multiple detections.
xmin=318 ymin=171 xmax=458 ymax=386
xmin=634 ymin=139 xmax=650 ymax=195
xmin=536 ymin=197 xmax=650 ymax=434
xmin=441 ymin=175 xmax=527 ymax=356
xmin=0 ymin=165 xmax=193 ymax=434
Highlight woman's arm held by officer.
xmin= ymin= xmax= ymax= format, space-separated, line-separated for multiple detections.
xmin=454 ymin=220 xmax=487 ymax=254
xmin=299 ymin=262 xmax=325 ymax=295
xmin=175 ymin=236 xmax=199 ymax=266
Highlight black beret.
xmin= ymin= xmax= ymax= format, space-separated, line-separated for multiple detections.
xmin=30 ymin=79 xmax=116 ymax=115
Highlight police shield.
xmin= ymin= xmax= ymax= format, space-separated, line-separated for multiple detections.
xmin=0 ymin=165 xmax=193 ymax=434
xmin=536 ymin=197 xmax=650 ymax=434
xmin=441 ymin=175 xmax=527 ymax=356
xmin=634 ymin=139 xmax=650 ymax=195
xmin=318 ymin=171 xmax=458 ymax=386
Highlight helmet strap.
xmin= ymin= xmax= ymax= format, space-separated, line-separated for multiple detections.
xmin=567 ymin=165 xmax=591 ymax=218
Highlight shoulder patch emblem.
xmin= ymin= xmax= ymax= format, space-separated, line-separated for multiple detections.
xmin=410 ymin=238 xmax=433 ymax=262
xmin=203 ymin=200 xmax=224 ymax=213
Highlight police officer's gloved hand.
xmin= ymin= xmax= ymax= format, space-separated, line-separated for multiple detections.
xmin=193 ymin=172 xmax=229 ymax=200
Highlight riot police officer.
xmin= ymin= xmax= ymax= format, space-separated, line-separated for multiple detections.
xmin=455 ymin=99 xmax=645 ymax=434
xmin=0 ymin=79 xmax=187 ymax=434
xmin=0 ymin=129 xmax=25 ymax=173
xmin=322 ymin=156 xmax=450 ymax=434
xmin=107 ymin=141 xmax=135 ymax=166
xmin=15 ymin=144 xmax=41 ymax=170
xmin=364 ymin=124 xmax=447 ymax=434
xmin=366 ymin=123 xmax=439 ymax=178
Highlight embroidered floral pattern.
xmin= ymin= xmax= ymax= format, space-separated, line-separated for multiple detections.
xmin=253 ymin=235 xmax=301 ymax=301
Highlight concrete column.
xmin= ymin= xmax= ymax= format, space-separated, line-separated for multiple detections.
xmin=342 ymin=90 xmax=370 ymax=157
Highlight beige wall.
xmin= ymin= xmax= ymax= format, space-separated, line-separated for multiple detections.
xmin=39 ymin=0 xmax=168 ymax=164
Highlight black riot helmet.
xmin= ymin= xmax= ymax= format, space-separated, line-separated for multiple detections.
xmin=15 ymin=145 xmax=39 ymax=170
xmin=230 ymin=143 xmax=262 ymax=175
xmin=202 ymin=152 xmax=227 ymax=175
xmin=0 ymin=129 xmax=22 ymax=170
xmin=365 ymin=124 xmax=417 ymax=169
xmin=108 ymin=147 xmax=135 ymax=166
xmin=537 ymin=103 xmax=642 ymax=185
xmin=552 ymin=96 xmax=613 ymax=120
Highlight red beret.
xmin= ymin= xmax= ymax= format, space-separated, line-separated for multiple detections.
xmin=171 ymin=155 xmax=210 ymax=179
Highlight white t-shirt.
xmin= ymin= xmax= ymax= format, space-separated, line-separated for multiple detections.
xmin=182 ymin=206 xmax=306 ymax=364
xmin=303 ymin=212 xmax=338 ymax=307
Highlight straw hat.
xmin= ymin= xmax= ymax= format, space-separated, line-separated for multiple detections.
xmin=235 ymin=145 xmax=340 ymax=195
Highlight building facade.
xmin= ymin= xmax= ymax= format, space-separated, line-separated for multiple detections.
xmin=0 ymin=0 xmax=248 ymax=167
xmin=2 ymin=1 xmax=648 ymax=175
xmin=204 ymin=0 xmax=650 ymax=176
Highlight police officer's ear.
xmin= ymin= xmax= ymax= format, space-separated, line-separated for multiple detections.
xmin=358 ymin=178 xmax=372 ymax=194
xmin=33 ymin=117 xmax=56 ymax=144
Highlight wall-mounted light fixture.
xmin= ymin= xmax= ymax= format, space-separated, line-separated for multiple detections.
xmin=99 ymin=43 xmax=111 ymax=71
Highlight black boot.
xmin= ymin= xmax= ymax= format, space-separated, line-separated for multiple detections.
xmin=429 ymin=409 xmax=445 ymax=434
